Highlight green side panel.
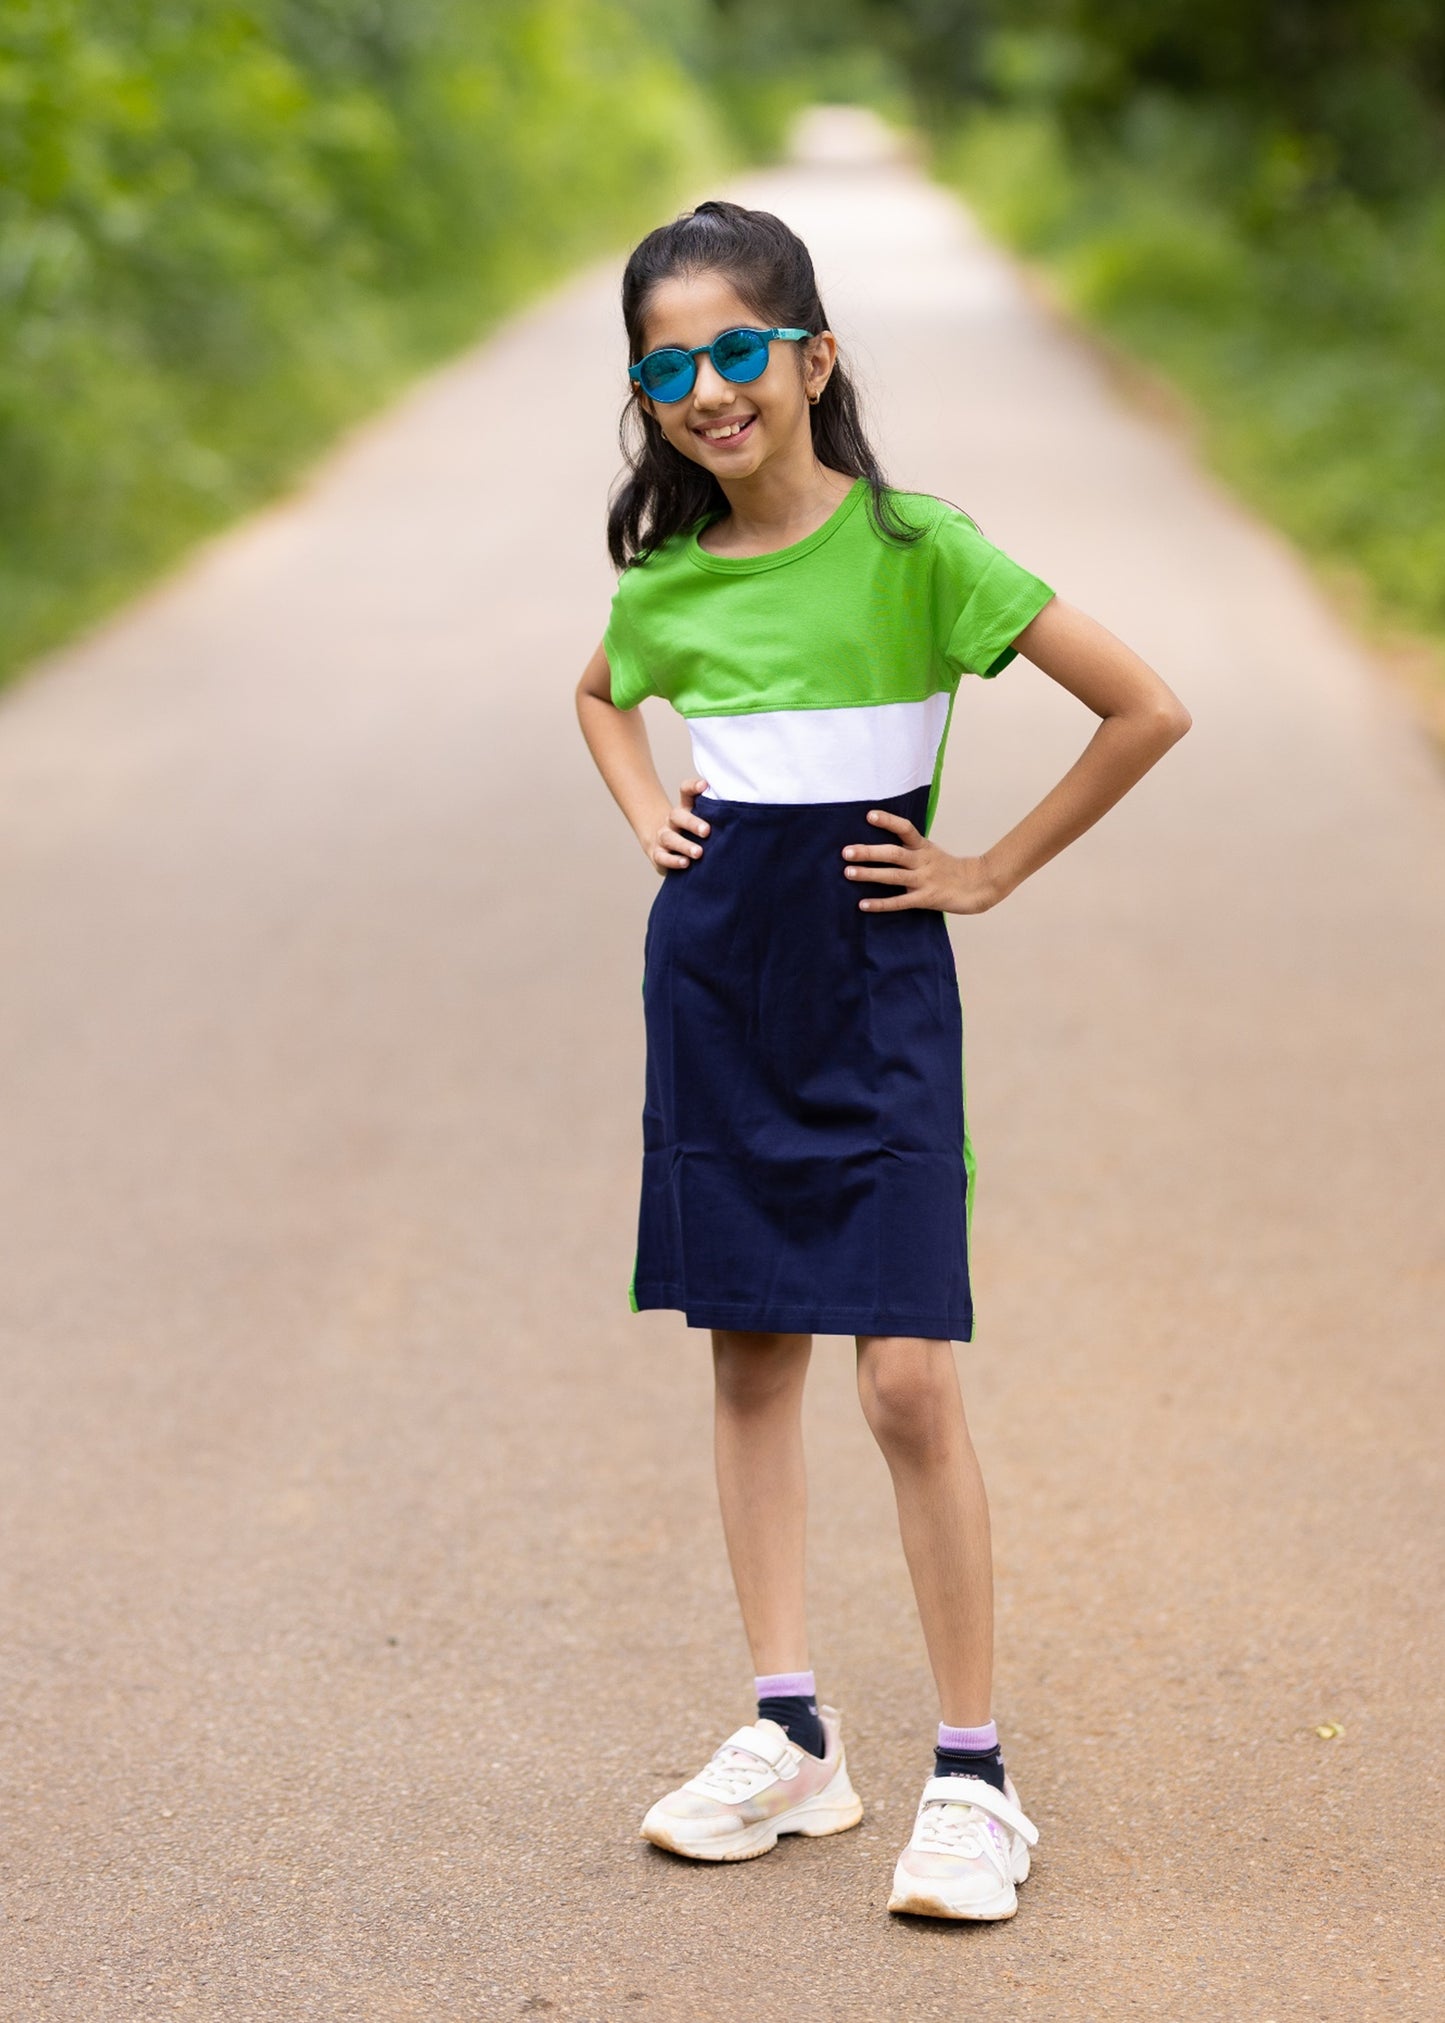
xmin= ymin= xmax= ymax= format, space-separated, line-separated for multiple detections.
xmin=962 ymin=1104 xmax=976 ymax=1258
xmin=923 ymin=683 xmax=959 ymax=837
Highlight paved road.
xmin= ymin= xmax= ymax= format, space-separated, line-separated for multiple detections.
xmin=2 ymin=107 xmax=1442 ymax=2021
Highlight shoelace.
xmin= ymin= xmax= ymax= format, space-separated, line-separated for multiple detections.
xmin=690 ymin=1745 xmax=778 ymax=1803
xmin=913 ymin=1800 xmax=1007 ymax=1868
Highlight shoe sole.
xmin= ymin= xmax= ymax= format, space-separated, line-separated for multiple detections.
xmin=887 ymin=1842 xmax=1030 ymax=1921
xmin=887 ymin=1881 xmax=1017 ymax=1920
xmin=640 ymin=1769 xmax=864 ymax=1863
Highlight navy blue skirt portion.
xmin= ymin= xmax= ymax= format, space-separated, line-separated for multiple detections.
xmin=631 ymin=781 xmax=975 ymax=1341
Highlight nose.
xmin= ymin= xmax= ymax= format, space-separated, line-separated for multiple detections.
xmin=691 ymin=352 xmax=739 ymax=410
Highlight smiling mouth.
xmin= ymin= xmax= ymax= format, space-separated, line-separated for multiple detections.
xmin=694 ymin=414 xmax=757 ymax=444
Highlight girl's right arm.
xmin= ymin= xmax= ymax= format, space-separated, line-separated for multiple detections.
xmin=575 ymin=637 xmax=711 ymax=875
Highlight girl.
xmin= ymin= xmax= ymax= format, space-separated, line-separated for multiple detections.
xmin=575 ymin=198 xmax=1190 ymax=1921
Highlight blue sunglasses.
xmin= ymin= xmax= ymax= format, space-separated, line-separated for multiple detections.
xmin=629 ymin=325 xmax=813 ymax=404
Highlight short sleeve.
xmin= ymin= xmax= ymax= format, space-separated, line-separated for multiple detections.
xmin=602 ymin=583 xmax=654 ymax=712
xmin=931 ymin=508 xmax=1054 ymax=680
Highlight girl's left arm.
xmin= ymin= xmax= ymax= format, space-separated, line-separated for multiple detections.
xmin=841 ymin=596 xmax=1192 ymax=915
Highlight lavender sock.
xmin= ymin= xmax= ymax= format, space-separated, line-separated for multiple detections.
xmin=755 ymin=1668 xmax=826 ymax=1759
xmin=934 ymin=1718 xmax=1006 ymax=1793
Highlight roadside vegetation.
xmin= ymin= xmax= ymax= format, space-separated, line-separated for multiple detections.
xmin=0 ymin=0 xmax=742 ymax=684
xmin=8 ymin=1 xmax=1443 ymax=715
xmin=896 ymin=4 xmax=1445 ymax=708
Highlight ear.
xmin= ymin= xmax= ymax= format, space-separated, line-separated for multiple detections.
xmin=803 ymin=329 xmax=838 ymax=403
xmin=638 ymin=393 xmax=674 ymax=449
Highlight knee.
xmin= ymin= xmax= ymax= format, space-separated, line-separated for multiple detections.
xmin=713 ymin=1331 xmax=810 ymax=1415
xmin=857 ymin=1344 xmax=961 ymax=1463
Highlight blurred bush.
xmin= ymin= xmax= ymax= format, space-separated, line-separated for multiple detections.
xmin=879 ymin=1 xmax=1445 ymax=202
xmin=910 ymin=3 xmax=1445 ymax=651
xmin=0 ymin=0 xmax=732 ymax=681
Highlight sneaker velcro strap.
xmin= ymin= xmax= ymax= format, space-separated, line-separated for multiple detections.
xmin=922 ymin=1776 xmax=1039 ymax=1847
xmin=720 ymin=1723 xmax=799 ymax=1772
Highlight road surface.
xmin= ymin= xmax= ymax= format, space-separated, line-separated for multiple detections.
xmin=2 ymin=106 xmax=1442 ymax=2021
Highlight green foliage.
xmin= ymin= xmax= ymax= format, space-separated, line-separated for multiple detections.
xmin=897 ymin=0 xmax=1445 ymax=203
xmin=14 ymin=0 xmax=1442 ymax=679
xmin=0 ymin=0 xmax=730 ymax=681
xmin=1018 ymin=0 xmax=1445 ymax=203
xmin=937 ymin=99 xmax=1445 ymax=645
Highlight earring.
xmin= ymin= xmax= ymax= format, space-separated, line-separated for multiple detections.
xmin=809 ymin=391 xmax=821 ymax=406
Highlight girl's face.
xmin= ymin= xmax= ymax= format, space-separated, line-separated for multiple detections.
xmin=634 ymin=270 xmax=834 ymax=478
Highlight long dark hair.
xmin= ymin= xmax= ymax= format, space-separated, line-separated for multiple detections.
xmin=606 ymin=198 xmax=929 ymax=570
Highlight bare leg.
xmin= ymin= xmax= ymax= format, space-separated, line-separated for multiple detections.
xmin=711 ymin=1329 xmax=813 ymax=1675
xmin=855 ymin=1335 xmax=993 ymax=1726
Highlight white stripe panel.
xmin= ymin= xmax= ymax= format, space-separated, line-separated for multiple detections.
xmin=687 ymin=695 xmax=951 ymax=805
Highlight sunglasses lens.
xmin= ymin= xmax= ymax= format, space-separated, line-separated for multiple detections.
xmin=638 ymin=349 xmax=694 ymax=401
xmin=713 ymin=328 xmax=769 ymax=383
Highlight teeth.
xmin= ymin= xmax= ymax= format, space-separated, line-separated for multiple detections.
xmin=702 ymin=418 xmax=750 ymax=440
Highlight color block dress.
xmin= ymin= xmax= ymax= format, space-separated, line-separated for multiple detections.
xmin=604 ymin=478 xmax=1054 ymax=1342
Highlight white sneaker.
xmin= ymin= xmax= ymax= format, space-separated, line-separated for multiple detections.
xmin=640 ymin=1705 xmax=864 ymax=1862
xmin=887 ymin=1772 xmax=1039 ymax=1920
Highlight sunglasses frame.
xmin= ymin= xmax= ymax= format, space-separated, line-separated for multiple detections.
xmin=628 ymin=326 xmax=814 ymax=404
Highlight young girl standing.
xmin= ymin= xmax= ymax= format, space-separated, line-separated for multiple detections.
xmin=576 ymin=199 xmax=1190 ymax=1921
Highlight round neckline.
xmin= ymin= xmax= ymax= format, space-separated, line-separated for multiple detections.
xmin=686 ymin=476 xmax=867 ymax=574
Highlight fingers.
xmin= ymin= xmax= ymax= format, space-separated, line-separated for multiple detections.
xmin=841 ymin=843 xmax=907 ymax=869
xmin=863 ymin=809 xmax=918 ymax=839
xmin=839 ymin=808 xmax=918 ymax=871
xmin=679 ymin=776 xmax=711 ymax=809
xmin=844 ymin=850 xmax=922 ymax=911
xmin=654 ymin=780 xmax=712 ymax=871
xmin=843 ymin=811 xmax=924 ymax=911
xmin=843 ymin=862 xmax=915 ymax=884
xmin=671 ymin=779 xmax=711 ymax=843
xmin=855 ymin=889 xmax=918 ymax=912
xmin=662 ymin=822 xmax=705 ymax=863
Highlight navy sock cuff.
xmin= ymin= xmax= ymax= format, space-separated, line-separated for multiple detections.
xmin=933 ymin=1742 xmax=1006 ymax=1793
xmin=757 ymin=1693 xmax=826 ymax=1759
